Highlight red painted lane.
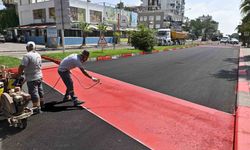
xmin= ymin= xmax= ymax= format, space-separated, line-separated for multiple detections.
xmin=43 ymin=67 xmax=234 ymax=150
xmin=235 ymin=106 xmax=250 ymax=150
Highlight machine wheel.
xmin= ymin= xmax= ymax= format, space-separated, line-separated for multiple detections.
xmin=1 ymin=93 xmax=16 ymax=116
xmin=18 ymin=118 xmax=27 ymax=129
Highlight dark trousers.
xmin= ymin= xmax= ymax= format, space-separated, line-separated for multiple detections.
xmin=58 ymin=70 xmax=77 ymax=100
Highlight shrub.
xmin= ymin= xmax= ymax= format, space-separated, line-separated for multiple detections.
xmin=131 ymin=25 xmax=156 ymax=52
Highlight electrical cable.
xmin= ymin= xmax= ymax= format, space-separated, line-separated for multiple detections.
xmin=43 ymin=73 xmax=101 ymax=95
xmin=71 ymin=73 xmax=101 ymax=89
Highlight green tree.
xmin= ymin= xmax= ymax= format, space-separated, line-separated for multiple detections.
xmin=79 ymin=22 xmax=91 ymax=47
xmin=202 ymin=18 xmax=218 ymax=40
xmin=189 ymin=16 xmax=218 ymax=40
xmin=0 ymin=8 xmax=19 ymax=33
xmin=239 ymin=0 xmax=250 ymax=46
xmin=240 ymin=0 xmax=250 ymax=22
xmin=97 ymin=23 xmax=108 ymax=52
xmin=189 ymin=19 xmax=203 ymax=39
xmin=97 ymin=23 xmax=107 ymax=37
xmin=131 ymin=24 xmax=156 ymax=52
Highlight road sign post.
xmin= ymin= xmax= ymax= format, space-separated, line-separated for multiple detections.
xmin=98 ymin=35 xmax=107 ymax=52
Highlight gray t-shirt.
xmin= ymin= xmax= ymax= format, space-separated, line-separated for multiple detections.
xmin=58 ymin=54 xmax=84 ymax=72
xmin=21 ymin=51 xmax=42 ymax=82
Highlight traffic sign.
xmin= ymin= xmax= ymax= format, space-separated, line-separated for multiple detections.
xmin=98 ymin=36 xmax=107 ymax=47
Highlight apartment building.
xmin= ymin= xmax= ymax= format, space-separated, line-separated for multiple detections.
xmin=13 ymin=0 xmax=138 ymax=47
xmin=139 ymin=0 xmax=185 ymax=29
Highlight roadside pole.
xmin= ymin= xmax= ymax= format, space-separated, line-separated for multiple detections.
xmin=60 ymin=0 xmax=65 ymax=53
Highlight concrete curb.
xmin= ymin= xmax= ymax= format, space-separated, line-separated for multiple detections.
xmin=86 ymin=45 xmax=199 ymax=62
xmin=235 ymin=48 xmax=250 ymax=150
xmin=41 ymin=45 xmax=198 ymax=64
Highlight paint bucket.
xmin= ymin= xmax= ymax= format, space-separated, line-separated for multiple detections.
xmin=7 ymin=79 xmax=15 ymax=90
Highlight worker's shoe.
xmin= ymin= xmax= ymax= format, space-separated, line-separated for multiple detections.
xmin=63 ymin=95 xmax=71 ymax=102
xmin=73 ymin=99 xmax=84 ymax=106
xmin=32 ymin=106 xmax=42 ymax=115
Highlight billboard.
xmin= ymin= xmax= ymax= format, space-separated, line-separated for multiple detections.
xmin=130 ymin=12 xmax=138 ymax=27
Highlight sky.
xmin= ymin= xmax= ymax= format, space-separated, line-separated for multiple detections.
xmin=91 ymin=0 xmax=241 ymax=35
xmin=0 ymin=0 xmax=241 ymax=34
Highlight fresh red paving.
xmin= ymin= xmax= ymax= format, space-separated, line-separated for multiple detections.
xmin=43 ymin=67 xmax=234 ymax=150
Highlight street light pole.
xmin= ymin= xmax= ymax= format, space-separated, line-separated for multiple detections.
xmin=60 ymin=0 xmax=65 ymax=53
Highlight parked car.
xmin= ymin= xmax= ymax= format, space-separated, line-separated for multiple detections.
xmin=220 ymin=37 xmax=229 ymax=44
xmin=229 ymin=38 xmax=239 ymax=45
xmin=0 ymin=34 xmax=5 ymax=43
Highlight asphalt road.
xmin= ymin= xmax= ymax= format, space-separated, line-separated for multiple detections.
xmin=0 ymin=83 xmax=149 ymax=150
xmin=85 ymin=45 xmax=239 ymax=114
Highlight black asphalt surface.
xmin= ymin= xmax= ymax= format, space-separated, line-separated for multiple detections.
xmin=85 ymin=46 xmax=239 ymax=114
xmin=0 ymin=83 xmax=149 ymax=150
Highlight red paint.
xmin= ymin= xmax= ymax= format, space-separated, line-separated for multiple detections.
xmin=239 ymin=62 xmax=245 ymax=67
xmin=152 ymin=50 xmax=159 ymax=53
xmin=238 ymin=81 xmax=250 ymax=93
xmin=121 ymin=53 xmax=133 ymax=57
xmin=235 ymin=106 xmax=250 ymax=150
xmin=42 ymin=56 xmax=61 ymax=64
xmin=97 ymin=56 xmax=112 ymax=61
xmin=3 ymin=67 xmax=19 ymax=75
xmin=43 ymin=68 xmax=234 ymax=150
xmin=139 ymin=51 xmax=151 ymax=55
xmin=239 ymin=70 xmax=247 ymax=75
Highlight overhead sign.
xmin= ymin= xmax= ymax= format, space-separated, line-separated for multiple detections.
xmin=54 ymin=0 xmax=71 ymax=29
xmin=98 ymin=36 xmax=107 ymax=47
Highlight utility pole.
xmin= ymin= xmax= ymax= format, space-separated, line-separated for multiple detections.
xmin=60 ymin=0 xmax=65 ymax=53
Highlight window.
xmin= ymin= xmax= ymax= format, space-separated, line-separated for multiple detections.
xmin=33 ymin=9 xmax=46 ymax=20
xmin=143 ymin=16 xmax=147 ymax=21
xmin=149 ymin=16 xmax=154 ymax=21
xmin=156 ymin=15 xmax=161 ymax=21
xmin=49 ymin=7 xmax=55 ymax=19
xmin=155 ymin=24 xmax=160 ymax=28
xmin=140 ymin=16 xmax=143 ymax=21
xmin=90 ymin=10 xmax=102 ymax=23
xmin=70 ymin=7 xmax=86 ymax=22
xmin=31 ymin=0 xmax=49 ymax=3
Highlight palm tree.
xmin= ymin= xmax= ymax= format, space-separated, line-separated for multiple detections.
xmin=79 ymin=22 xmax=91 ymax=47
xmin=97 ymin=23 xmax=108 ymax=52
xmin=97 ymin=23 xmax=107 ymax=37
xmin=240 ymin=0 xmax=250 ymax=22
xmin=239 ymin=0 xmax=250 ymax=46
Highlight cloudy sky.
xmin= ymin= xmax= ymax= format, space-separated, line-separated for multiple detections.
xmin=0 ymin=0 xmax=241 ymax=34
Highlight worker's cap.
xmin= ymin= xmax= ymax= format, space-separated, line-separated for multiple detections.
xmin=81 ymin=50 xmax=90 ymax=57
xmin=26 ymin=41 xmax=36 ymax=49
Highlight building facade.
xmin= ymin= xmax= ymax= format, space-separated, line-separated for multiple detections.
xmin=139 ymin=0 xmax=185 ymax=30
xmin=14 ymin=0 xmax=138 ymax=46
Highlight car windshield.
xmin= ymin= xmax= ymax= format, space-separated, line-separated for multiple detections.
xmin=157 ymin=31 xmax=167 ymax=36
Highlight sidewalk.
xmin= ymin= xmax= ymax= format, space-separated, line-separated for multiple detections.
xmin=235 ymin=47 xmax=250 ymax=149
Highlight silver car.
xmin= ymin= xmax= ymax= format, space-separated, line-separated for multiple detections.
xmin=0 ymin=34 xmax=5 ymax=43
xmin=230 ymin=38 xmax=239 ymax=45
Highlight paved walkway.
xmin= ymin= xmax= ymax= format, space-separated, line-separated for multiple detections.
xmin=235 ymin=48 xmax=250 ymax=149
xmin=0 ymin=42 xmax=133 ymax=58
